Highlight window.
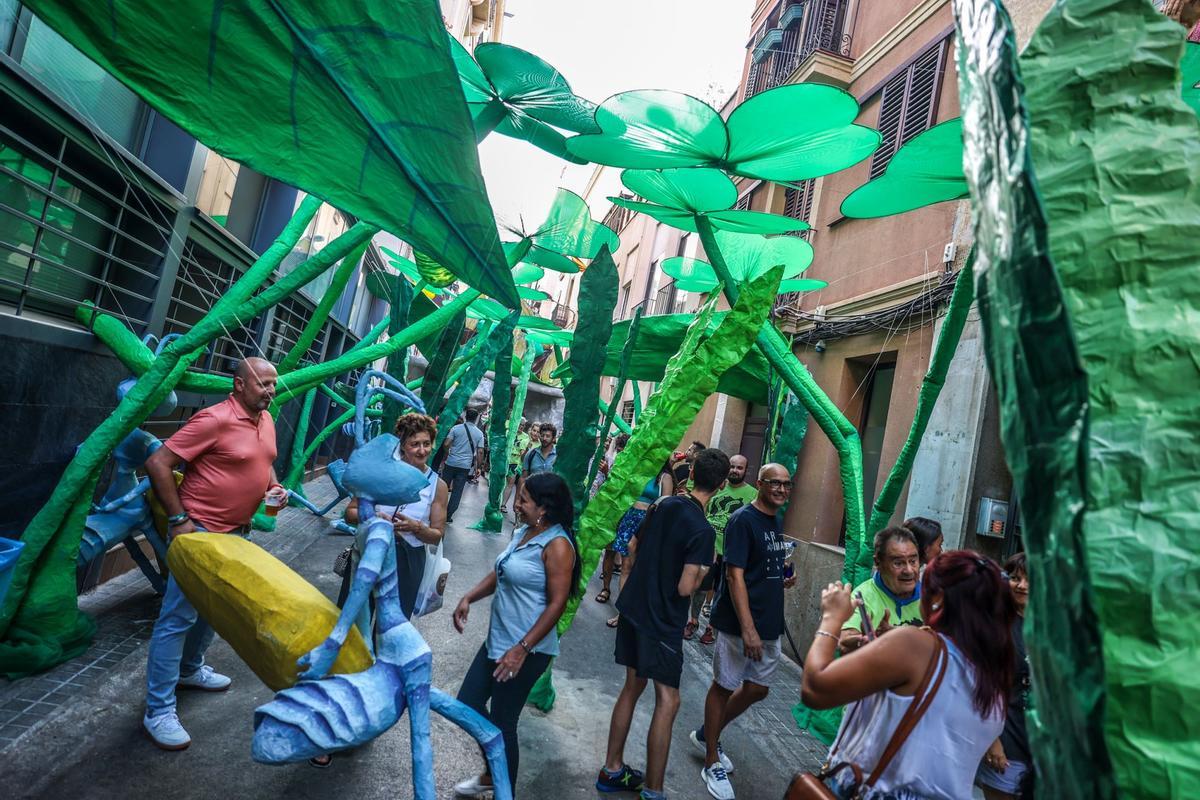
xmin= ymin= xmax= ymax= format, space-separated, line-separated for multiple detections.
xmin=620 ymin=400 xmax=635 ymax=425
xmin=164 ymin=240 xmax=260 ymax=375
xmin=782 ymin=179 xmax=815 ymax=239
xmin=19 ymin=15 xmax=147 ymax=150
xmin=869 ymin=41 xmax=947 ymax=178
xmin=1 ymin=0 xmax=18 ymax=53
xmin=266 ymin=294 xmax=324 ymax=367
xmin=195 ymin=149 xmax=240 ymax=226
xmin=735 ymin=192 xmax=752 ymax=211
xmin=617 ymin=280 xmax=631 ymax=318
xmin=0 ymin=119 xmax=170 ymax=326
xmin=280 ymin=196 xmax=351 ymax=302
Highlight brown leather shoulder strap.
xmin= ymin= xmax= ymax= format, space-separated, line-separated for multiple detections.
xmin=864 ymin=631 xmax=949 ymax=787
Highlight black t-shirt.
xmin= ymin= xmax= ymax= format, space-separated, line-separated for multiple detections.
xmin=710 ymin=504 xmax=787 ymax=640
xmin=616 ymin=495 xmax=715 ymax=642
xmin=1001 ymin=616 xmax=1032 ymax=763
xmin=672 ymin=462 xmax=690 ymax=487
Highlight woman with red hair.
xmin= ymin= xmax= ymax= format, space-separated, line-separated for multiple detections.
xmin=800 ymin=551 xmax=1017 ymax=799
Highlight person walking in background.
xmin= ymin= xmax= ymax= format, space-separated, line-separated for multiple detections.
xmin=976 ymin=552 xmax=1033 ymax=799
xmin=596 ymin=449 xmax=731 ymax=800
xmin=140 ymin=357 xmax=287 ymax=751
xmin=517 ymin=423 xmax=557 ymax=501
xmin=501 ymin=418 xmax=531 ymax=518
xmin=671 ymin=441 xmax=705 ymax=495
xmin=800 ymin=552 xmax=1015 ymax=800
xmin=687 ymin=454 xmax=757 ymax=645
xmin=692 ymin=464 xmax=796 ymax=800
xmin=904 ymin=516 xmax=945 ymax=569
xmin=440 ymin=407 xmax=483 ymax=523
xmin=451 ymin=473 xmax=580 ymax=798
xmin=599 ymin=458 xmax=675 ymax=630
xmin=839 ymin=526 xmax=925 ymax=652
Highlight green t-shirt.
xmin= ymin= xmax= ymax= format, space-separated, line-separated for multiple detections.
xmin=509 ymin=432 xmax=530 ymax=464
xmin=706 ymin=482 xmax=759 ymax=556
xmin=845 ymin=574 xmax=924 ymax=633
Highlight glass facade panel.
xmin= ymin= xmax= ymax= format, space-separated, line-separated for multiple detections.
xmin=19 ymin=16 xmax=145 ymax=150
xmin=0 ymin=0 xmax=19 ymax=54
xmin=194 ymin=148 xmax=240 ymax=225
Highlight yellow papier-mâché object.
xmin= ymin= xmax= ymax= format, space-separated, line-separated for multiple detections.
xmin=166 ymin=533 xmax=373 ymax=691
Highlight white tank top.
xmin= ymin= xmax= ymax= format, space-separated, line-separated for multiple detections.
xmin=829 ymin=635 xmax=1003 ymax=799
xmin=375 ymin=462 xmax=439 ymax=549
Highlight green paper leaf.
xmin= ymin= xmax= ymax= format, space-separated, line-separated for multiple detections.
xmin=777 ymin=277 xmax=828 ymax=294
xmin=518 ymin=314 xmax=562 ymax=332
xmin=609 ymin=197 xmax=696 ymax=231
xmin=468 ymin=296 xmax=510 ymax=321
xmin=661 ymin=233 xmax=812 ymax=291
xmin=475 ymin=43 xmax=597 ymax=133
xmin=841 ymin=119 xmax=968 ymax=219
xmin=725 ymin=84 xmax=881 ymax=180
xmin=525 ymin=247 xmax=582 ymax=274
xmin=1183 ymin=42 xmax=1200 ymax=120
xmin=708 ymin=209 xmax=809 ymax=234
xmin=567 ymin=90 xmax=729 ymax=168
xmin=621 ymin=167 xmax=736 ymax=213
xmin=532 ymin=189 xmax=620 ymax=260
xmin=517 ymin=285 xmax=551 ymax=301
xmin=510 ymin=261 xmax=546 ymax=284
xmin=525 ymin=327 xmax=573 ymax=347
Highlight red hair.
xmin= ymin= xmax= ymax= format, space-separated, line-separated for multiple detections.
xmin=921 ymin=550 xmax=1016 ymax=717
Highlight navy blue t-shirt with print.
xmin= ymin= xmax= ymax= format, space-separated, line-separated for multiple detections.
xmin=616 ymin=495 xmax=715 ymax=643
xmin=710 ymin=503 xmax=787 ymax=641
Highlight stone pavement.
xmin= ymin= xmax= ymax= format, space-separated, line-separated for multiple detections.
xmin=0 ymin=476 xmax=825 ymax=799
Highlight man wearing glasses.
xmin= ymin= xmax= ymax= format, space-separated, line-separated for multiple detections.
xmin=690 ymin=463 xmax=797 ymax=800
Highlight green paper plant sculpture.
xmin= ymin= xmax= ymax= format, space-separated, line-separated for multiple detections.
xmin=502 ymin=189 xmax=619 ymax=274
xmin=451 ymin=37 xmax=596 ymax=161
xmin=567 ymin=84 xmax=880 ymax=181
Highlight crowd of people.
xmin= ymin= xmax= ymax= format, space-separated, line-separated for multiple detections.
xmin=137 ymin=357 xmax=1034 ymax=800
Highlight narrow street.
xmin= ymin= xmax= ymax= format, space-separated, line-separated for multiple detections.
xmin=0 ymin=477 xmax=825 ymax=799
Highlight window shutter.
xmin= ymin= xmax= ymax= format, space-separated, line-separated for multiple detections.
xmin=782 ymin=180 xmax=815 ymax=238
xmin=868 ymin=40 xmax=946 ymax=179
xmin=870 ymin=73 xmax=907 ymax=178
xmin=735 ymin=192 xmax=752 ymax=211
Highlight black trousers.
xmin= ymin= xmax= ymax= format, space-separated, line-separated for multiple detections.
xmin=456 ymin=643 xmax=552 ymax=794
xmin=443 ymin=464 xmax=471 ymax=519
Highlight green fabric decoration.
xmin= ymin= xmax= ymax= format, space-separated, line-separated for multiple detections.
xmin=555 ymin=245 xmax=618 ymax=517
xmin=1184 ymin=42 xmax=1199 ymax=118
xmin=557 ymin=269 xmax=780 ymax=638
xmin=473 ymin=330 xmax=518 ymax=533
xmin=419 ymin=311 xmax=468 ymax=416
xmin=770 ymin=393 xmax=808 ymax=478
xmin=413 ymin=250 xmax=459 ymax=289
xmin=0 ymin=196 xmax=339 ymax=672
xmin=510 ymin=261 xmax=545 ymax=285
xmin=586 ymin=307 xmax=645 ymax=493
xmin=610 ymin=167 xmax=809 ymax=235
xmin=434 ymin=314 xmax=518 ymax=453
xmin=450 ymin=36 xmax=595 ymax=161
xmin=1021 ymin=1 xmax=1200 ymax=794
xmin=598 ymin=314 xmax=771 ymax=404
xmin=840 ymin=119 xmax=968 ymax=219
xmin=660 ymin=231 xmax=813 ymax=293
xmin=567 ymin=85 xmax=879 ymax=181
xmin=630 ymin=380 xmax=642 ymax=422
xmin=862 ymin=259 xmax=975 ymax=561
xmin=692 ymin=216 xmax=867 ymax=582
xmin=952 ymin=0 xmax=1116 ymax=796
xmin=508 ymin=190 xmax=619 ymax=275
xmin=20 ymin=0 xmax=519 ymax=307
xmin=277 ymin=240 xmax=367 ymax=373
xmin=379 ymin=274 xmax=416 ymax=434
xmin=282 ymin=389 xmax=319 ymax=491
xmin=517 ymin=286 xmax=550 ymax=301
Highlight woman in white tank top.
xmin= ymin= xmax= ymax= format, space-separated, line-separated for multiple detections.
xmin=801 ymin=549 xmax=1018 ymax=799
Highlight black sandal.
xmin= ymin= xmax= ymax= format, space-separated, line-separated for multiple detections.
xmin=309 ymin=754 xmax=332 ymax=769
xmin=595 ymin=588 xmax=611 ymax=604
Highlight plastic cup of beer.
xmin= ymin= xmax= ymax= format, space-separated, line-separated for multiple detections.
xmin=265 ymin=493 xmax=285 ymax=517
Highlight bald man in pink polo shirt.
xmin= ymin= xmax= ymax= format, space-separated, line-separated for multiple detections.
xmin=141 ymin=357 xmax=288 ymax=750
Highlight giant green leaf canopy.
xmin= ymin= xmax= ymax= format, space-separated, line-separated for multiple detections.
xmin=506 ymin=189 xmax=619 ymax=274
xmin=567 ymin=85 xmax=880 ymax=181
xmin=840 ymin=120 xmax=969 ymax=219
xmin=19 ymin=0 xmax=520 ymax=307
xmin=661 ymin=232 xmax=815 ymax=292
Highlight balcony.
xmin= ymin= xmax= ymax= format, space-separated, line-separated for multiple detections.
xmin=550 ymin=302 xmax=576 ymax=329
xmin=746 ymin=0 xmax=853 ymax=97
xmin=651 ymin=280 xmax=687 ymax=316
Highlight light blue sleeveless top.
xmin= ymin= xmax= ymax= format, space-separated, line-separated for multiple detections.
xmin=487 ymin=523 xmax=571 ymax=659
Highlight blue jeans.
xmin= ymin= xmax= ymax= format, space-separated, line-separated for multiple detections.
xmin=442 ymin=465 xmax=471 ymax=519
xmin=144 ymin=525 xmax=232 ymax=717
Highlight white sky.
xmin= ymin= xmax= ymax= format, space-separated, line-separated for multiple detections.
xmin=478 ymin=0 xmax=754 ymax=232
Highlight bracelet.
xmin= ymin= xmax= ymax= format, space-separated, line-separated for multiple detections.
xmin=518 ymin=638 xmax=532 ymax=654
xmin=168 ymin=512 xmax=190 ymax=526
xmin=814 ymin=629 xmax=839 ymax=643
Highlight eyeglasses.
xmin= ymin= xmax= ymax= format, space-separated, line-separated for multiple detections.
xmin=762 ymin=479 xmax=794 ymax=491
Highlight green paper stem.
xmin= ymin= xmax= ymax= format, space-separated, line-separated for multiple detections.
xmin=282 ymin=388 xmax=318 ymax=490
xmin=380 ymin=276 xmax=416 ymax=433
xmin=434 ymin=314 xmax=517 ymax=453
xmin=586 ymin=307 xmax=644 ymax=492
xmin=473 ymin=327 xmax=518 ymax=533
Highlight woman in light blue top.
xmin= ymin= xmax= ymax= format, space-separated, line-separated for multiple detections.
xmin=452 ymin=472 xmax=580 ymax=798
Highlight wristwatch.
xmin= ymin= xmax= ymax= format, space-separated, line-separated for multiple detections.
xmin=168 ymin=512 xmax=190 ymax=526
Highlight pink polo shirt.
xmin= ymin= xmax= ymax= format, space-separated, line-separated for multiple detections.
xmin=165 ymin=395 xmax=278 ymax=532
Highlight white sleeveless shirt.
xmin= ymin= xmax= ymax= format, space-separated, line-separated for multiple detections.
xmin=375 ymin=458 xmax=439 ymax=549
xmin=829 ymin=635 xmax=1003 ymax=799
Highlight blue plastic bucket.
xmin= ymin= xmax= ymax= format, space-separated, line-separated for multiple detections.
xmin=0 ymin=537 xmax=25 ymax=609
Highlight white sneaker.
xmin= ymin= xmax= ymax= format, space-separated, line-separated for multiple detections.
xmin=690 ymin=728 xmax=734 ymax=773
xmin=143 ymin=710 xmax=191 ymax=750
xmin=453 ymin=774 xmax=493 ymax=798
xmin=702 ymin=763 xmax=736 ymax=800
xmin=177 ymin=665 xmax=231 ymax=692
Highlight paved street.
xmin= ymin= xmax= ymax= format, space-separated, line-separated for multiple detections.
xmin=0 ymin=476 xmax=825 ymax=799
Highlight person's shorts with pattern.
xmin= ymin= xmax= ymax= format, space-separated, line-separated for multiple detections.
xmin=611 ymin=507 xmax=646 ymax=556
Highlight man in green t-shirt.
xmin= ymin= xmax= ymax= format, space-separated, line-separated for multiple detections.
xmin=501 ymin=419 xmax=531 ymax=517
xmin=840 ymin=525 xmax=924 ymax=652
xmin=689 ymin=455 xmax=758 ymax=644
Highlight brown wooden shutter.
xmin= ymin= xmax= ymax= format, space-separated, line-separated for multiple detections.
xmin=868 ymin=40 xmax=947 ymax=179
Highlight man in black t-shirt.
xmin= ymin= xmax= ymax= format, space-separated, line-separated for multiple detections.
xmin=596 ymin=448 xmax=731 ymax=799
xmin=670 ymin=440 xmax=705 ymax=493
xmin=690 ymin=463 xmax=797 ymax=800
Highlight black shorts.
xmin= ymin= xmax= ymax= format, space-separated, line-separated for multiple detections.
xmin=699 ymin=554 xmax=724 ymax=593
xmin=614 ymin=616 xmax=684 ymax=688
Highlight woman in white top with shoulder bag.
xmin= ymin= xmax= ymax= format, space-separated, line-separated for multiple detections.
xmin=795 ymin=550 xmax=1017 ymax=800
